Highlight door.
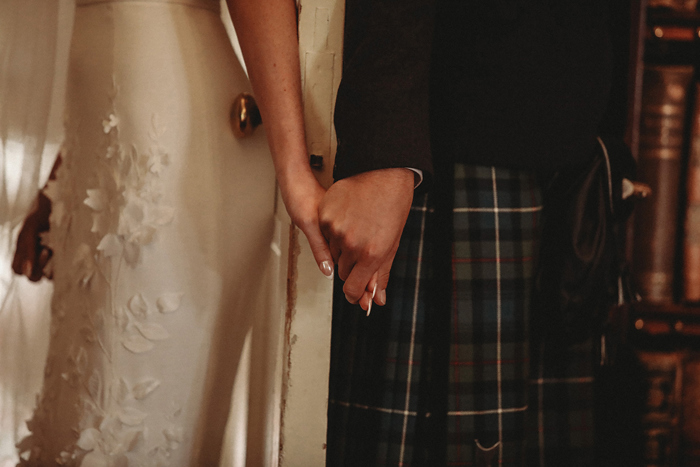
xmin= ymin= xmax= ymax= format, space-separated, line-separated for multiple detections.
xmin=275 ymin=0 xmax=345 ymax=464
xmin=218 ymin=1 xmax=344 ymax=465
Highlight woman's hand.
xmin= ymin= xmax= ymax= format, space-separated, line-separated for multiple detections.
xmin=278 ymin=169 xmax=334 ymax=278
xmin=12 ymin=191 xmax=53 ymax=282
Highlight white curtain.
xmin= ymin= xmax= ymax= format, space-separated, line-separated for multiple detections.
xmin=0 ymin=1 xmax=74 ymax=465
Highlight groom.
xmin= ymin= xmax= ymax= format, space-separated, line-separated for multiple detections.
xmin=317 ymin=0 xmax=613 ymax=465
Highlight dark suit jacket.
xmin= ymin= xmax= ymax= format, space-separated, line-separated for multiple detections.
xmin=333 ymin=0 xmax=614 ymax=188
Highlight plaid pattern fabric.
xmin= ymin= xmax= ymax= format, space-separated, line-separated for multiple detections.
xmin=326 ymin=164 xmax=596 ymax=466
xmin=326 ymin=192 xmax=432 ymax=466
xmin=446 ymin=165 xmax=540 ymax=466
xmin=526 ymin=339 xmax=596 ymax=467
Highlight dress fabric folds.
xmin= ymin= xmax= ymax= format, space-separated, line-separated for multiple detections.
xmin=15 ymin=1 xmax=276 ymax=465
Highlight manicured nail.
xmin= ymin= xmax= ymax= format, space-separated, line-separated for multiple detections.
xmin=320 ymin=260 xmax=333 ymax=278
xmin=378 ymin=289 xmax=386 ymax=306
xmin=366 ymin=283 xmax=378 ymax=317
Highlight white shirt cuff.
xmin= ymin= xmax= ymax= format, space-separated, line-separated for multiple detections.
xmin=405 ymin=167 xmax=423 ymax=189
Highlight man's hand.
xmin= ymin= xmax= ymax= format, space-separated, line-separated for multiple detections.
xmin=319 ymin=168 xmax=414 ymax=311
xmin=12 ymin=192 xmax=52 ymax=282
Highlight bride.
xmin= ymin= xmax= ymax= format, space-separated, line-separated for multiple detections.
xmin=4 ymin=0 xmax=332 ymax=465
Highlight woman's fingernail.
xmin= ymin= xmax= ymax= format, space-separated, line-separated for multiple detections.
xmin=366 ymin=283 xmax=378 ymax=317
xmin=378 ymin=289 xmax=387 ymax=306
xmin=320 ymin=260 xmax=333 ymax=277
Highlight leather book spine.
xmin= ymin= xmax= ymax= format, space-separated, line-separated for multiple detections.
xmin=634 ymin=64 xmax=694 ymax=303
xmin=648 ymin=0 xmax=698 ymax=11
xmin=684 ymin=82 xmax=700 ymax=302
xmin=638 ymin=350 xmax=683 ymax=467
xmin=682 ymin=354 xmax=700 ymax=466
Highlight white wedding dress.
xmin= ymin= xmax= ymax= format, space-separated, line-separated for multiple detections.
xmin=17 ymin=0 xmax=276 ymax=465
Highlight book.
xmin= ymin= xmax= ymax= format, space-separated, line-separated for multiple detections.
xmin=648 ymin=0 xmax=699 ymax=11
xmin=682 ymin=353 xmax=700 ymax=465
xmin=684 ymin=82 xmax=700 ymax=302
xmin=638 ymin=350 xmax=684 ymax=467
xmin=634 ymin=64 xmax=694 ymax=303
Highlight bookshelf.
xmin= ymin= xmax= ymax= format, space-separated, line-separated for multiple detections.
xmin=616 ymin=2 xmax=700 ymax=465
xmin=627 ymin=1 xmax=700 ymax=331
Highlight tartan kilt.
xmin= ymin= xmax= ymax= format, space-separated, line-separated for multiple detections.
xmin=326 ymin=164 xmax=596 ymax=466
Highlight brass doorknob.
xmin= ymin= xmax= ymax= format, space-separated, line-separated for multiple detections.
xmin=230 ymin=92 xmax=262 ymax=138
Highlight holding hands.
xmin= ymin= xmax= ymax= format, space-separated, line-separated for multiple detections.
xmin=318 ymin=168 xmax=414 ymax=313
xmin=279 ymin=165 xmax=414 ymax=314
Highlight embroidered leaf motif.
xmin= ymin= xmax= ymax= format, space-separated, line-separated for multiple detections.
xmin=148 ymin=150 xmax=168 ymax=174
xmin=118 ymin=407 xmax=148 ymax=426
xmin=102 ymin=113 xmax=119 ymax=133
xmin=106 ymin=144 xmax=120 ymax=159
xmin=149 ymin=205 xmax=175 ymax=226
xmin=127 ymin=430 xmax=145 ymax=452
xmin=123 ymin=242 xmax=140 ymax=266
xmin=99 ymin=415 xmax=120 ymax=434
xmin=157 ymin=293 xmax=183 ymax=314
xmin=57 ymin=451 xmax=74 ymax=465
xmin=84 ymin=189 xmax=107 ymax=211
xmin=73 ymin=243 xmax=96 ymax=287
xmin=76 ymin=427 xmax=100 ymax=451
xmin=80 ymin=395 xmax=98 ymax=415
xmin=75 ymin=346 xmax=88 ymax=375
xmin=122 ymin=333 xmax=155 ymax=354
xmin=91 ymin=212 xmax=109 ymax=234
xmin=96 ymin=234 xmax=122 ymax=257
xmin=82 ymin=450 xmax=110 ymax=467
xmin=128 ymin=294 xmax=148 ymax=318
xmin=132 ymin=378 xmax=161 ymax=400
xmin=117 ymin=378 xmax=130 ymax=404
xmin=135 ymin=321 xmax=169 ymax=341
xmin=119 ymin=201 xmax=145 ymax=236
xmin=163 ymin=426 xmax=184 ymax=450
xmin=129 ymin=225 xmax=157 ymax=246
xmin=114 ymin=307 xmax=129 ymax=332
xmin=87 ymin=371 xmax=101 ymax=399
xmin=111 ymin=429 xmax=142 ymax=454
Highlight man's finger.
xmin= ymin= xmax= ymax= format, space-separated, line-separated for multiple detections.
xmin=373 ymin=258 xmax=394 ymax=307
xmin=364 ymin=274 xmax=378 ymax=315
xmin=343 ymin=261 xmax=376 ymax=305
xmin=12 ymin=225 xmax=36 ymax=277
xmin=358 ymin=285 xmax=376 ymax=314
xmin=337 ymin=252 xmax=356 ymax=283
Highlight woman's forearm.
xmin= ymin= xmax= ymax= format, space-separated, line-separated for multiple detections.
xmin=226 ymin=1 xmax=333 ymax=276
xmin=226 ymin=0 xmax=316 ymax=193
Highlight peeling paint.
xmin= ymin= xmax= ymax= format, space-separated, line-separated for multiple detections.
xmin=279 ymin=224 xmax=300 ymax=457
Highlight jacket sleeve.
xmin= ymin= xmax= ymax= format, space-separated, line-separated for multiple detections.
xmin=332 ymin=0 xmax=435 ymax=187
